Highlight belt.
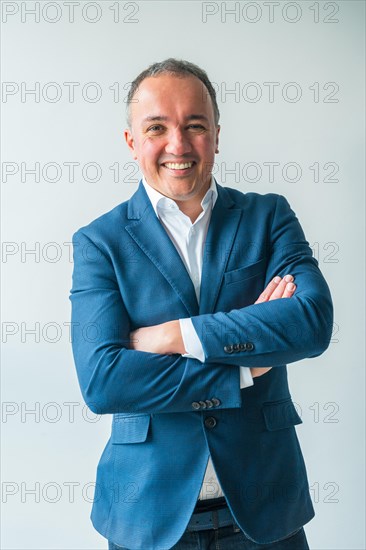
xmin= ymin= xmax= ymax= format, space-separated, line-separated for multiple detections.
xmin=194 ymin=496 xmax=226 ymax=512
xmin=187 ymin=499 xmax=236 ymax=532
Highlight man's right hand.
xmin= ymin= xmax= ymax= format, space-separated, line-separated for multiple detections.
xmin=254 ymin=274 xmax=296 ymax=304
xmin=250 ymin=275 xmax=296 ymax=378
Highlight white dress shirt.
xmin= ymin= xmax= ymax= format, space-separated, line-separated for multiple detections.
xmin=142 ymin=176 xmax=253 ymax=500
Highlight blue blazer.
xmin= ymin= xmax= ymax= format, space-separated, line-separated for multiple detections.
xmin=70 ymin=180 xmax=333 ymax=549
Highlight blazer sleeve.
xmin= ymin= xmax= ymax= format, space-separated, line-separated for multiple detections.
xmin=190 ymin=195 xmax=334 ymax=367
xmin=69 ymin=230 xmax=242 ymax=415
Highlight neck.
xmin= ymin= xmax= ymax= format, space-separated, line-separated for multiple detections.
xmin=175 ymin=201 xmax=203 ymax=223
xmin=175 ymin=178 xmax=211 ymax=222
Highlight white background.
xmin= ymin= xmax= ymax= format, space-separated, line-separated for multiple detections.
xmin=1 ymin=1 xmax=365 ymax=548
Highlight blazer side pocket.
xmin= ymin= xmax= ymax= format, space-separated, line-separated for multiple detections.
xmin=224 ymin=258 xmax=266 ymax=285
xmin=262 ymin=398 xmax=302 ymax=431
xmin=111 ymin=414 xmax=151 ymax=444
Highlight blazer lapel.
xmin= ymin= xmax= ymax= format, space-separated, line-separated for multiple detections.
xmin=199 ymin=185 xmax=242 ymax=314
xmin=125 ymin=181 xmax=199 ymax=316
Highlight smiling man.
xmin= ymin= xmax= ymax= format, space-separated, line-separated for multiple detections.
xmin=70 ymin=59 xmax=333 ymax=550
xmin=124 ymin=73 xmax=219 ymax=222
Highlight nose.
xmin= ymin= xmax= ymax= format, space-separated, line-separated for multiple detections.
xmin=165 ymin=128 xmax=192 ymax=156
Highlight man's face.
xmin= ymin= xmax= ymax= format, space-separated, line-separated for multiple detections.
xmin=124 ymin=74 xmax=220 ymax=204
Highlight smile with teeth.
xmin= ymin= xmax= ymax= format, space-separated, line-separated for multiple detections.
xmin=163 ymin=162 xmax=194 ymax=170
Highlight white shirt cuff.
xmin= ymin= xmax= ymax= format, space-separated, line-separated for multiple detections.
xmin=179 ymin=318 xmax=205 ymax=362
xmin=239 ymin=367 xmax=254 ymax=389
xmin=179 ymin=318 xmax=254 ymax=393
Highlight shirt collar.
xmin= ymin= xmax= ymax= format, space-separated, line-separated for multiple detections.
xmin=142 ymin=175 xmax=218 ymax=218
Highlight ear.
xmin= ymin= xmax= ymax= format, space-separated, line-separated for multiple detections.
xmin=215 ymin=125 xmax=221 ymax=154
xmin=124 ymin=128 xmax=138 ymax=160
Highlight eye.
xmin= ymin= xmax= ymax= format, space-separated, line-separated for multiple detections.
xmin=187 ymin=124 xmax=206 ymax=132
xmin=147 ymin=125 xmax=164 ymax=133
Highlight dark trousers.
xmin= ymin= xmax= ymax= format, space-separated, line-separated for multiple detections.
xmin=108 ymin=498 xmax=310 ymax=550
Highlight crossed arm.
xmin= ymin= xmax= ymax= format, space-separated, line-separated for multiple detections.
xmin=70 ymin=195 xmax=333 ymax=414
xmin=130 ymin=274 xmax=296 ymax=378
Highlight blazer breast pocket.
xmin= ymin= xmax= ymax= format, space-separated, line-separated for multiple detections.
xmin=224 ymin=258 xmax=266 ymax=285
xmin=111 ymin=414 xmax=151 ymax=444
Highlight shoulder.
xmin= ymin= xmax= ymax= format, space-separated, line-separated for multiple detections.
xmin=220 ymin=185 xmax=287 ymax=211
xmin=71 ymin=198 xmax=131 ymax=251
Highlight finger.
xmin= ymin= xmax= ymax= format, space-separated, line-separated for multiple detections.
xmin=254 ymin=276 xmax=282 ymax=304
xmin=250 ymin=367 xmax=272 ymax=378
xmin=282 ymin=281 xmax=296 ymax=298
xmin=129 ymin=330 xmax=141 ymax=349
xmin=268 ymin=274 xmax=294 ymax=300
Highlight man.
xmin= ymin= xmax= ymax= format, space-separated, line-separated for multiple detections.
xmin=70 ymin=59 xmax=333 ymax=550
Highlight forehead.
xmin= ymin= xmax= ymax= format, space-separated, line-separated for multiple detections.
xmin=130 ymin=74 xmax=214 ymax=123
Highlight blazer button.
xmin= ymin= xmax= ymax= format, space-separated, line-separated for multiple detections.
xmin=211 ymin=398 xmax=221 ymax=407
xmin=238 ymin=343 xmax=246 ymax=351
xmin=192 ymin=401 xmax=201 ymax=410
xmin=205 ymin=400 xmax=214 ymax=408
xmin=224 ymin=345 xmax=234 ymax=354
xmin=232 ymin=344 xmax=239 ymax=352
xmin=199 ymin=401 xmax=207 ymax=409
xmin=204 ymin=417 xmax=217 ymax=429
xmin=245 ymin=342 xmax=254 ymax=351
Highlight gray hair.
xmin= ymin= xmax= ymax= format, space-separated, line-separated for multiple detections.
xmin=125 ymin=58 xmax=220 ymax=128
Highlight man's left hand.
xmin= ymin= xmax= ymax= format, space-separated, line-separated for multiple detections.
xmin=129 ymin=320 xmax=185 ymax=355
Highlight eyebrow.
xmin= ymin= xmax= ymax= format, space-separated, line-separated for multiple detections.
xmin=142 ymin=114 xmax=210 ymax=124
